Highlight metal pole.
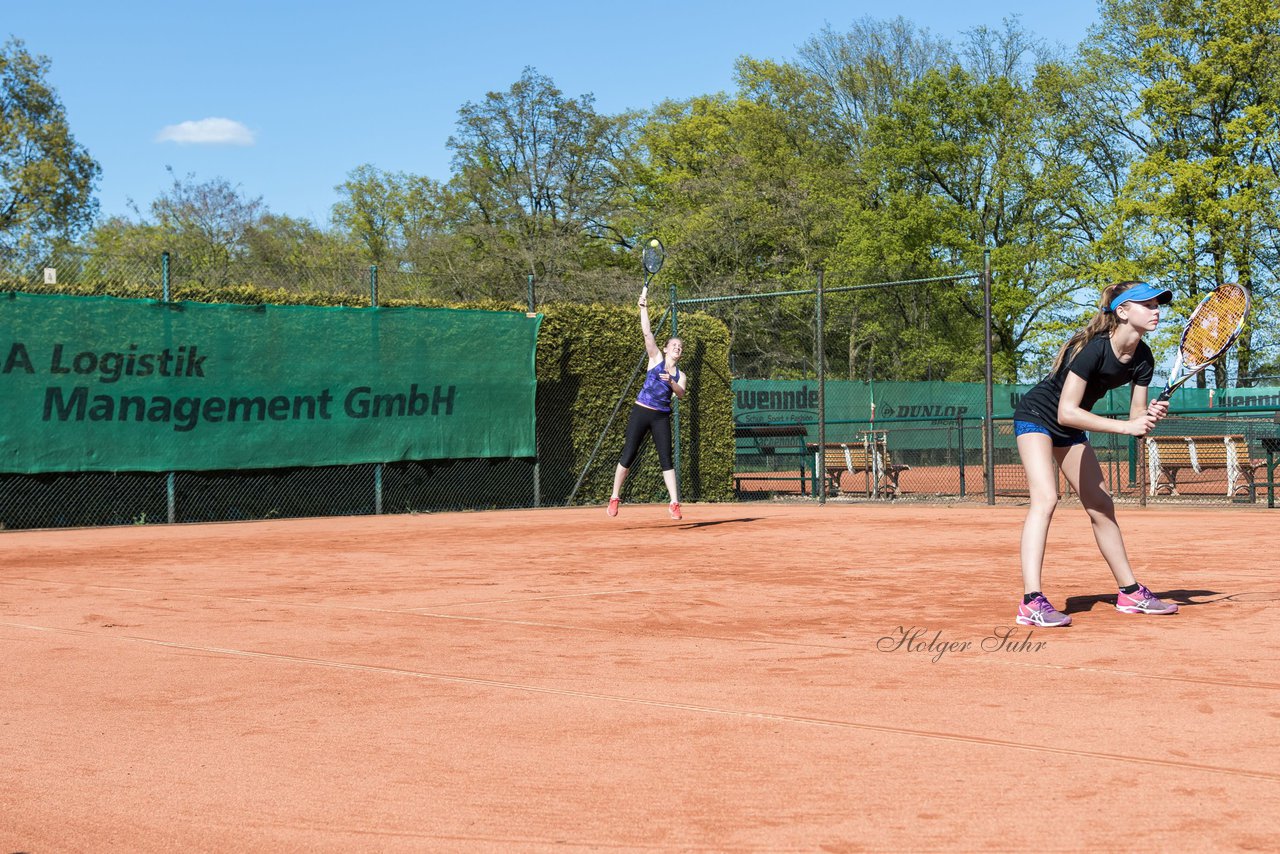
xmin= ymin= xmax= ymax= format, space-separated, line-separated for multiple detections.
xmin=816 ymin=268 xmax=826 ymax=505
xmin=983 ymin=248 xmax=996 ymax=505
xmin=529 ymin=273 xmax=540 ymax=508
xmin=670 ymin=280 xmax=680 ymax=487
xmin=162 ymin=251 xmax=175 ymax=523
xmin=371 ymin=264 xmax=383 ymax=514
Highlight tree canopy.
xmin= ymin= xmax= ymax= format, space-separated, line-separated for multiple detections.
xmin=20 ymin=3 xmax=1280 ymax=386
xmin=0 ymin=38 xmax=99 ymax=263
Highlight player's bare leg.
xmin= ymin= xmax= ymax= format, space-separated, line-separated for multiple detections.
xmin=1055 ymin=442 xmax=1136 ymax=588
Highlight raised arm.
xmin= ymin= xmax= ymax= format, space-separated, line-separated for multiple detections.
xmin=639 ymin=291 xmax=661 ymax=360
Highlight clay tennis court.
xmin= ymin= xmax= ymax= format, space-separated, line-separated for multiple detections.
xmin=2 ymin=501 xmax=1277 ymax=852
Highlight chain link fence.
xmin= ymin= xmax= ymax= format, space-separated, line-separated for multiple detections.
xmin=2 ymin=247 xmax=380 ymax=300
xmin=731 ymin=409 xmax=1280 ymax=506
xmin=1 ymin=249 xmax=717 ymax=530
xmin=4 ymin=251 xmax=1278 ymax=529
xmin=0 ymin=245 xmax=648 ymax=307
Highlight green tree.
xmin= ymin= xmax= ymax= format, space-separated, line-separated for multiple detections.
xmin=150 ymin=169 xmax=264 ymax=286
xmin=795 ymin=16 xmax=954 ymax=159
xmin=82 ymin=170 xmax=273 ymax=291
xmin=243 ymin=213 xmax=365 ymax=292
xmin=444 ymin=67 xmax=636 ymax=303
xmin=331 ymin=163 xmax=404 ymax=268
xmin=632 ymin=18 xmax=972 ymax=381
xmin=849 ymin=21 xmax=1096 ymax=383
xmin=1085 ymin=0 xmax=1280 ymax=387
xmin=0 ymin=37 xmax=100 ymax=265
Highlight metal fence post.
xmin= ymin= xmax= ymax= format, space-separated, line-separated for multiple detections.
xmin=671 ymin=280 xmax=680 ymax=485
xmin=529 ymin=274 xmax=540 ymax=508
xmin=371 ymin=264 xmax=383 ymax=515
xmin=162 ymin=251 xmax=176 ymax=523
xmin=816 ymin=268 xmax=826 ymax=505
xmin=983 ymin=249 xmax=995 ymax=505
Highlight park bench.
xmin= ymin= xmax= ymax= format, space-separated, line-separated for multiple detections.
xmin=808 ymin=435 xmax=909 ymax=498
xmin=733 ymin=424 xmax=809 ymax=494
xmin=1146 ymin=434 xmax=1263 ymax=498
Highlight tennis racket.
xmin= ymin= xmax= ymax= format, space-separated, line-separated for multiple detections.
xmin=641 ymin=237 xmax=665 ymax=301
xmin=1156 ymin=282 xmax=1250 ymax=402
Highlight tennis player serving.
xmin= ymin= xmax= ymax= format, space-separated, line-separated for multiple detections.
xmin=607 ymin=289 xmax=688 ymax=520
xmin=1012 ymin=281 xmax=1179 ymax=627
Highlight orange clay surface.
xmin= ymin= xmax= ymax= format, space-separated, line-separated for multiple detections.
xmin=2 ymin=502 xmax=1277 ymax=852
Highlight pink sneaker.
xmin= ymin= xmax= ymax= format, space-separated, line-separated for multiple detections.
xmin=606 ymin=498 xmax=620 ymax=517
xmin=1016 ymin=594 xmax=1072 ymax=627
xmin=1116 ymin=584 xmax=1178 ymax=615
xmin=669 ymin=502 xmax=682 ymax=520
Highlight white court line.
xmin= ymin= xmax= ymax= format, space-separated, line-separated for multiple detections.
xmin=3 ymin=620 xmax=1277 ymax=785
xmin=3 ymin=577 xmax=1278 ymax=691
xmin=405 ymin=588 xmax=654 ymax=611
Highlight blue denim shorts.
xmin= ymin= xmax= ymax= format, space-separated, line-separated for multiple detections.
xmin=1013 ymin=420 xmax=1088 ymax=448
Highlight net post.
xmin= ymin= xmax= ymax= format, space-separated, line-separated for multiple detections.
xmin=983 ymin=248 xmax=995 ymax=505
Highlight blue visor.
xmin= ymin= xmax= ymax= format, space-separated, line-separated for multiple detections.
xmin=1110 ymin=282 xmax=1173 ymax=312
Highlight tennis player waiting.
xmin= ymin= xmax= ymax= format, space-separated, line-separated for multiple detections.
xmin=607 ymin=288 xmax=687 ymax=520
xmin=1012 ymin=281 xmax=1180 ymax=627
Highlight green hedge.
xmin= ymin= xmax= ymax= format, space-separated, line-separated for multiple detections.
xmin=536 ymin=303 xmax=734 ymax=505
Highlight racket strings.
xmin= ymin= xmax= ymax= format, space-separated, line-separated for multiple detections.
xmin=1178 ymin=286 xmax=1248 ymax=368
xmin=642 ymin=248 xmax=664 ymax=275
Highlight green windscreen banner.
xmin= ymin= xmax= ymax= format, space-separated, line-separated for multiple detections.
xmin=734 ymin=379 xmax=1280 ymax=424
xmin=1 ymin=292 xmax=542 ymax=473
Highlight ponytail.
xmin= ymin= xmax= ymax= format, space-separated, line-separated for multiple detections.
xmin=1050 ymin=281 xmax=1142 ymax=375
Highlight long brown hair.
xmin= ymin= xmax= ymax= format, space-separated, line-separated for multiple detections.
xmin=1050 ymin=281 xmax=1142 ymax=375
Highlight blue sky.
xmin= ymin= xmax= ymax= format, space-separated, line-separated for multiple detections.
xmin=6 ymin=0 xmax=1100 ymax=227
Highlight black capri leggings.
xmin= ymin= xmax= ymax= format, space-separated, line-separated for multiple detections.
xmin=618 ymin=404 xmax=674 ymax=471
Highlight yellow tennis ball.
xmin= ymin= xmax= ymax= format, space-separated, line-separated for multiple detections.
xmin=649 ymin=238 xmax=660 ymax=248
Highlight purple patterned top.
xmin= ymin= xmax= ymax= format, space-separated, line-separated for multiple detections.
xmin=636 ymin=362 xmax=681 ymax=412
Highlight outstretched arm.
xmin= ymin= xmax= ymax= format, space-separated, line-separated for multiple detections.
xmin=639 ymin=291 xmax=661 ymax=360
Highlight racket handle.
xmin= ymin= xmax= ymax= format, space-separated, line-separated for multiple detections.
xmin=1157 ymin=374 xmax=1191 ymax=402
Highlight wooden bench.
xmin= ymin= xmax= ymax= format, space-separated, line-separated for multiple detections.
xmin=1146 ymin=434 xmax=1263 ymax=498
xmin=807 ymin=436 xmax=909 ymax=498
xmin=733 ymin=424 xmax=809 ymax=494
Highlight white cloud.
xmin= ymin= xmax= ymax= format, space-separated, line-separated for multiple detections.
xmin=156 ymin=117 xmax=255 ymax=146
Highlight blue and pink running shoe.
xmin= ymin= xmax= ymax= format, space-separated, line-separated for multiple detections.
xmin=1115 ymin=584 xmax=1179 ymax=615
xmin=1016 ymin=594 xmax=1072 ymax=627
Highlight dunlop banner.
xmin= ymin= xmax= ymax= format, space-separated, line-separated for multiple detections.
xmin=1 ymin=292 xmax=541 ymax=473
